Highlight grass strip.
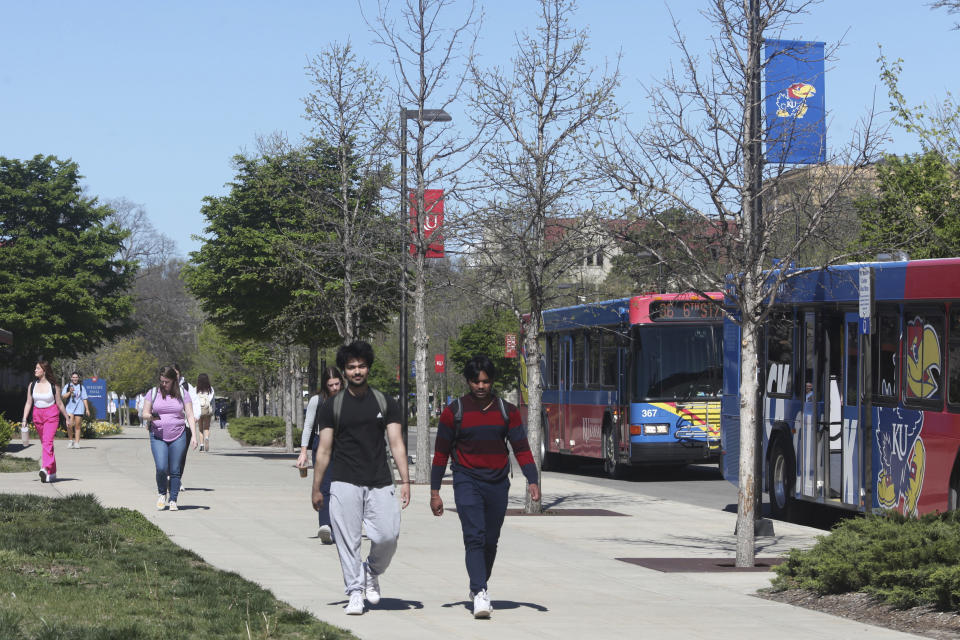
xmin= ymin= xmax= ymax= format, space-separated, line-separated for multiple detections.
xmin=0 ymin=456 xmax=38 ymax=473
xmin=0 ymin=493 xmax=355 ymax=639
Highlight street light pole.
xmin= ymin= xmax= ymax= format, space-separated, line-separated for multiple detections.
xmin=399 ymin=107 xmax=452 ymax=452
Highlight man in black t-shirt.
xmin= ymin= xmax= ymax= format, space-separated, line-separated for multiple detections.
xmin=312 ymin=341 xmax=410 ymax=616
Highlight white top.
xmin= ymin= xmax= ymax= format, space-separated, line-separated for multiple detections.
xmin=195 ymin=386 xmax=215 ymax=418
xmin=301 ymin=394 xmax=322 ymax=448
xmin=31 ymin=381 xmax=56 ymax=408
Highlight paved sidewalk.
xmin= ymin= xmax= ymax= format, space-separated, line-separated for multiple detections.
xmin=4 ymin=429 xmax=920 ymax=639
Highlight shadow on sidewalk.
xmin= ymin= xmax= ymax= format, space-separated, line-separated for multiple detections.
xmin=330 ymin=597 xmax=424 ymax=611
xmin=441 ymin=599 xmax=548 ymax=612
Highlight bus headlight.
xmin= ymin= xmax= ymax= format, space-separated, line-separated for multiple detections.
xmin=643 ymin=424 xmax=669 ymax=435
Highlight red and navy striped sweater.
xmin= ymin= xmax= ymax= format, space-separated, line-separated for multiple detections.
xmin=430 ymin=394 xmax=539 ymax=490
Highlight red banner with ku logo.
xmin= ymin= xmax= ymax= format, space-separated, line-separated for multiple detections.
xmin=409 ymin=189 xmax=444 ymax=258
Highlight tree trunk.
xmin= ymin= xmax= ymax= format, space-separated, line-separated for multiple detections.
xmin=523 ymin=317 xmax=544 ymax=514
xmin=735 ymin=300 xmax=760 ymax=567
xmin=414 ymin=254 xmax=431 ymax=485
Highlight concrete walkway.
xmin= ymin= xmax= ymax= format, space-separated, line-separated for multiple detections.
xmin=3 ymin=429 xmax=920 ymax=639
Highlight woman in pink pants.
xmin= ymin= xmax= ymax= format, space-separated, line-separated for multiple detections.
xmin=20 ymin=360 xmax=68 ymax=483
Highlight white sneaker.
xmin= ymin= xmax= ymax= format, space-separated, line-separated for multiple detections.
xmin=156 ymin=494 xmax=167 ymax=510
xmin=473 ymin=589 xmax=491 ymax=619
xmin=318 ymin=525 xmax=333 ymax=544
xmin=345 ymin=592 xmax=364 ymax=615
xmin=46 ymin=473 xmax=57 ymax=483
xmin=39 ymin=469 xmax=48 ymax=483
xmin=363 ymin=562 xmax=380 ymax=604
xmin=168 ymin=502 xmax=179 ymax=511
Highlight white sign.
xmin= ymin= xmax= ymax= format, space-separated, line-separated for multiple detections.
xmin=858 ymin=267 xmax=871 ymax=319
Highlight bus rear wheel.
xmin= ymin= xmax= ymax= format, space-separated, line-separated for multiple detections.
xmin=540 ymin=415 xmax=560 ymax=471
xmin=768 ymin=436 xmax=795 ymax=520
xmin=602 ymin=426 xmax=627 ymax=479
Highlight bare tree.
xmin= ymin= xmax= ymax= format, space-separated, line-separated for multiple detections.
xmin=291 ymin=42 xmax=397 ymax=344
xmin=105 ymin=198 xmax=177 ymax=272
xmin=466 ymin=0 xmax=620 ymax=512
xmin=369 ymin=0 xmax=486 ymax=484
xmin=595 ymin=0 xmax=883 ymax=564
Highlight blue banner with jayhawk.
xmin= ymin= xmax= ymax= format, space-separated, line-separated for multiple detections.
xmin=765 ymin=39 xmax=826 ymax=165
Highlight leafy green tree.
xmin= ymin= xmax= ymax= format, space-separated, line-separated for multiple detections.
xmin=855 ymin=152 xmax=960 ymax=259
xmin=449 ymin=308 xmax=522 ymax=396
xmin=0 ymin=155 xmax=136 ymax=369
xmin=97 ymin=337 xmax=158 ymax=397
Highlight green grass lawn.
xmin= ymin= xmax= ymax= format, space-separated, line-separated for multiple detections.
xmin=0 ymin=456 xmax=38 ymax=473
xmin=0 ymin=493 xmax=355 ymax=640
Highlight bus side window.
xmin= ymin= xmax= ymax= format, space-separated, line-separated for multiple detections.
xmin=873 ymin=307 xmax=899 ymax=403
xmin=765 ymin=310 xmax=794 ymax=397
xmin=572 ymin=332 xmax=585 ymax=388
xmin=948 ymin=308 xmax=960 ymax=410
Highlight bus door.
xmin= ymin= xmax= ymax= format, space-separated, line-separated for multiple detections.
xmin=557 ymin=334 xmax=574 ymax=453
xmin=798 ymin=311 xmax=820 ymax=500
xmin=838 ymin=312 xmax=864 ymax=508
xmin=820 ymin=314 xmax=844 ymax=504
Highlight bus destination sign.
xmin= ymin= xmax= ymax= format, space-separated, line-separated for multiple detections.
xmin=649 ymin=300 xmax=723 ymax=322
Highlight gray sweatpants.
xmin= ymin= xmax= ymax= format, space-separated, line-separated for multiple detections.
xmin=329 ymin=481 xmax=402 ymax=595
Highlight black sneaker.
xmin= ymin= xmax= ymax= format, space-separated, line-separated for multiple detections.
xmin=39 ymin=469 xmax=48 ymax=483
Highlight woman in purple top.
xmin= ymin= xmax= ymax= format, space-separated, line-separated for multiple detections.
xmin=140 ymin=365 xmax=199 ymax=511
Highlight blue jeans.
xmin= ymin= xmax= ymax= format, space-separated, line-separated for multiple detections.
xmin=150 ymin=430 xmax=189 ymax=501
xmin=311 ymin=445 xmax=334 ymax=532
xmin=453 ymin=472 xmax=509 ymax=594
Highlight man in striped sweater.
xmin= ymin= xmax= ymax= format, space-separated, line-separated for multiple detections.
xmin=430 ymin=355 xmax=541 ymax=619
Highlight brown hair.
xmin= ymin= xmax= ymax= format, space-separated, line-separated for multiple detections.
xmin=158 ymin=366 xmax=182 ymax=401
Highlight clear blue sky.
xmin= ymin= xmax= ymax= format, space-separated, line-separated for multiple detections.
xmin=2 ymin=1 xmax=955 ymax=256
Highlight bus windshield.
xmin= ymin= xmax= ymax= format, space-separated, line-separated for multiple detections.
xmin=632 ymin=324 xmax=722 ymax=401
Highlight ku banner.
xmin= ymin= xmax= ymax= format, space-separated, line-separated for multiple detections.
xmin=409 ymin=189 xmax=444 ymax=258
xmin=765 ymin=39 xmax=826 ymax=165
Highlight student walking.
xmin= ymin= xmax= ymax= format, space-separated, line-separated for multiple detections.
xmin=311 ymin=341 xmax=410 ymax=615
xmin=141 ymin=366 xmax=199 ymax=511
xmin=194 ymin=374 xmax=215 ymax=452
xmin=430 ymin=355 xmax=540 ymax=619
xmin=297 ymin=366 xmax=343 ymax=544
xmin=21 ymin=360 xmax=69 ymax=483
xmin=61 ymin=372 xmax=90 ymax=449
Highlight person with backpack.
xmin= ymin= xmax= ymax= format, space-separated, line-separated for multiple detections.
xmin=194 ymin=373 xmax=215 ymax=452
xmin=311 ymin=341 xmax=410 ymax=616
xmin=20 ymin=359 xmax=69 ymax=483
xmin=296 ymin=366 xmax=343 ymax=544
xmin=429 ymin=355 xmax=540 ymax=619
xmin=140 ymin=365 xmax=199 ymax=511
xmin=61 ymin=371 xmax=91 ymax=449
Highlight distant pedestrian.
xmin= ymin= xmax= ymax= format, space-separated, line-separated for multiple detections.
xmin=311 ymin=341 xmax=410 ymax=615
xmin=61 ymin=371 xmax=91 ymax=449
xmin=297 ymin=366 xmax=343 ymax=544
xmin=215 ymin=401 xmax=227 ymax=429
xmin=194 ymin=373 xmax=215 ymax=452
xmin=20 ymin=360 xmax=69 ymax=483
xmin=430 ymin=355 xmax=540 ymax=619
xmin=141 ymin=365 xmax=199 ymax=511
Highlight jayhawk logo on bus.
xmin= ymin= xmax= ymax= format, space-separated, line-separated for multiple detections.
xmin=905 ymin=317 xmax=941 ymax=399
xmin=876 ymin=407 xmax=926 ymax=517
xmin=775 ymin=82 xmax=816 ymax=119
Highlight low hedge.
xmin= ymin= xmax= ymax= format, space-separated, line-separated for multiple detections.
xmin=228 ymin=416 xmax=303 ymax=448
xmin=772 ymin=509 xmax=960 ymax=611
xmin=0 ymin=418 xmax=12 ymax=455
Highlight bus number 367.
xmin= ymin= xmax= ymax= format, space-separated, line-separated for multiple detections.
xmin=641 ymin=409 xmax=658 ymax=418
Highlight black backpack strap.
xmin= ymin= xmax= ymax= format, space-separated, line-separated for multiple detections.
xmin=497 ymin=397 xmax=510 ymax=427
xmin=450 ymin=398 xmax=463 ymax=463
xmin=332 ymin=389 xmax=346 ymax=437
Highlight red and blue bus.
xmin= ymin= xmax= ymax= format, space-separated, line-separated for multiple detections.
xmin=721 ymin=257 xmax=960 ymax=519
xmin=540 ymin=292 xmax=724 ymax=477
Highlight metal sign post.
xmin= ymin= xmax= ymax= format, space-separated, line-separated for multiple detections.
xmin=858 ymin=267 xmax=873 ymax=513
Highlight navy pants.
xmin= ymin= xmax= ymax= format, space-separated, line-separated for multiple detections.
xmin=311 ymin=445 xmax=334 ymax=531
xmin=453 ymin=472 xmax=509 ymax=594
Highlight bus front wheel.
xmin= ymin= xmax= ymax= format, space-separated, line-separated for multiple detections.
xmin=768 ymin=436 xmax=795 ymax=520
xmin=603 ymin=427 xmax=627 ymax=479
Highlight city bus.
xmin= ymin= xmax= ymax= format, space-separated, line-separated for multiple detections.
xmin=540 ymin=292 xmax=724 ymax=478
xmin=721 ymin=257 xmax=960 ymax=520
